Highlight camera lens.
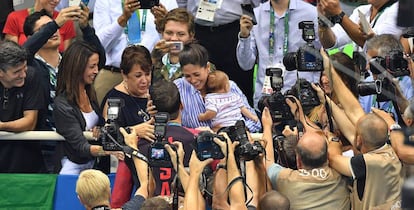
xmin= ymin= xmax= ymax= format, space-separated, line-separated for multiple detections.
xmin=283 ymin=52 xmax=298 ymax=71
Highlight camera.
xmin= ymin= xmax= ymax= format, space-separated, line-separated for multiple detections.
xmin=101 ymin=98 xmax=125 ymax=151
xmin=369 ymin=50 xmax=409 ymax=77
xmin=257 ymin=68 xmax=294 ymax=122
xmin=220 ymin=120 xmax=264 ymax=161
xmin=166 ymin=41 xmax=183 ymax=51
xmin=283 ymin=21 xmax=323 ymax=72
xmin=194 ymin=131 xmax=225 ymax=161
xmin=358 ymin=76 xmax=395 ymax=102
xmin=148 ymin=112 xmax=173 ymax=168
xmin=289 ymin=78 xmax=320 ymax=115
xmin=139 ymin=0 xmax=159 ymax=9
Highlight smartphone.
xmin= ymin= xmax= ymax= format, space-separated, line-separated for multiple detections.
xmin=241 ymin=4 xmax=257 ymax=25
xmin=166 ymin=41 xmax=184 ymax=51
xmin=139 ymin=0 xmax=160 ymax=9
xmin=69 ymin=0 xmax=82 ymax=7
xmin=358 ymin=9 xmax=372 ymax=34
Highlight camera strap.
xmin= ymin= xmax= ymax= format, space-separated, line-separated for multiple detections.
xmin=269 ymin=0 xmax=290 ymax=61
xmin=123 ymin=146 xmax=148 ymax=163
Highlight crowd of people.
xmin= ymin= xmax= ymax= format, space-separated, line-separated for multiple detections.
xmin=1 ymin=0 xmax=414 ymax=209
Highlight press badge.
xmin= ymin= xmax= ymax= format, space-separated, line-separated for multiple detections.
xmin=196 ymin=0 xmax=223 ymax=22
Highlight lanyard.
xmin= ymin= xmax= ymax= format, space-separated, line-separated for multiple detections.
xmin=121 ymin=0 xmax=147 ymax=33
xmin=269 ymin=1 xmax=290 ymax=62
xmin=370 ymin=0 xmax=396 ymax=28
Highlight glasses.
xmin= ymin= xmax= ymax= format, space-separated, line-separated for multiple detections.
xmin=3 ymin=88 xmax=8 ymax=110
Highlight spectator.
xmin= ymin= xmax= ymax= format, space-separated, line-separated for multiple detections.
xmin=151 ymin=8 xmax=195 ymax=82
xmin=3 ymin=0 xmax=76 ymax=52
xmin=175 ymin=43 xmax=261 ymax=132
xmin=0 ymin=0 xmax=13 ymax=40
xmin=318 ymin=0 xmax=402 ymax=49
xmin=237 ymin=0 xmax=321 ymax=109
xmin=321 ymin=49 xmax=404 ymax=209
xmin=93 ymin=0 xmax=177 ymax=105
xmin=76 ymin=169 xmax=111 ymax=209
xmin=178 ymin=0 xmax=261 ymax=105
xmin=103 ymin=45 xmax=154 ymax=207
xmin=0 ymin=40 xmax=46 ymax=173
xmin=53 ymin=41 xmax=121 ymax=174
xmin=198 ymin=70 xmax=258 ymax=131
xmin=262 ymin=105 xmax=351 ymax=209
xmin=22 ymin=6 xmax=105 ymax=173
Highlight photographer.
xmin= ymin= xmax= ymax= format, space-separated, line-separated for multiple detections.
xmin=321 ymin=48 xmax=404 ymax=209
xmin=359 ymin=34 xmax=413 ymax=118
xmin=372 ymin=105 xmax=414 ymax=165
xmin=237 ymin=0 xmax=321 ymax=109
xmin=262 ymin=105 xmax=351 ymax=209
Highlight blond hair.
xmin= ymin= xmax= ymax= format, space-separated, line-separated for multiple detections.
xmin=76 ymin=169 xmax=110 ymax=208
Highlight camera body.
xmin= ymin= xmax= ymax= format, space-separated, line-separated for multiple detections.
xmin=289 ymin=78 xmax=320 ymax=115
xmin=358 ymin=77 xmax=394 ymax=102
xmin=102 ymin=98 xmax=124 ymax=151
xmin=220 ymin=120 xmax=264 ymax=161
xmin=258 ymin=68 xmax=294 ymax=122
xmin=148 ymin=112 xmax=172 ymax=168
xmin=194 ymin=131 xmax=225 ymax=161
xmin=139 ymin=0 xmax=159 ymax=9
xmin=369 ymin=50 xmax=409 ymax=77
xmin=283 ymin=21 xmax=323 ymax=72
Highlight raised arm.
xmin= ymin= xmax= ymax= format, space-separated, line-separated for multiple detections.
xmin=321 ymin=49 xmax=365 ymax=125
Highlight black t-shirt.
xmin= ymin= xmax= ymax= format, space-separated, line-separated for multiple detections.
xmin=0 ymin=67 xmax=46 ymax=173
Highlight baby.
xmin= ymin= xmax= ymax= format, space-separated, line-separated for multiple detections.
xmin=198 ymin=70 xmax=259 ymax=131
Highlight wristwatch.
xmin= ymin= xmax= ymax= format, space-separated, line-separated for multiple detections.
xmin=389 ymin=124 xmax=402 ymax=132
xmin=329 ymin=11 xmax=345 ymax=24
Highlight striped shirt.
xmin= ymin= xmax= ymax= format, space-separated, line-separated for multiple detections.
xmin=174 ymin=78 xmax=262 ymax=132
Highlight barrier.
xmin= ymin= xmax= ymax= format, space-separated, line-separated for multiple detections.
xmin=0 ymin=131 xmax=114 ymax=209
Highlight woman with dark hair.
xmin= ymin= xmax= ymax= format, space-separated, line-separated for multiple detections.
xmin=101 ymin=45 xmax=155 ymax=208
xmin=53 ymin=41 xmax=121 ymax=174
xmin=175 ymin=43 xmax=261 ymax=132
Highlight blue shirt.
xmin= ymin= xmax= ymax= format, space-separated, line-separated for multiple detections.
xmin=174 ymin=78 xmax=262 ymax=132
xmin=237 ymin=0 xmax=321 ymax=108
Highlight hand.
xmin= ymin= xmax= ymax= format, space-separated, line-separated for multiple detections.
xmin=214 ymin=133 xmax=239 ymax=158
xmin=151 ymin=3 xmax=167 ymax=32
xmin=120 ymin=127 xmax=138 ymax=149
xmin=55 ymin=6 xmax=82 ymax=27
xmin=146 ymin=99 xmax=158 ymax=117
xmin=153 ymin=39 xmax=171 ymax=56
xmin=132 ymin=120 xmax=155 ymax=142
xmin=282 ymin=125 xmax=298 ymax=137
xmin=78 ymin=2 xmax=90 ymax=29
xmin=318 ymin=0 xmax=342 ymax=17
xmin=189 ymin=151 xmax=213 ymax=175
xmin=311 ymin=83 xmax=326 ymax=104
xmin=165 ymin=141 xmax=185 ymax=172
xmin=239 ymin=15 xmax=253 ymax=38
xmin=261 ymin=107 xmax=273 ymax=129
xmin=123 ymin=0 xmax=141 ymax=19
xmin=108 ymin=151 xmax=125 ymax=161
xmin=91 ymin=126 xmax=101 ymax=140
xmin=371 ymin=107 xmax=396 ymax=127
xmin=285 ymin=96 xmax=301 ymax=120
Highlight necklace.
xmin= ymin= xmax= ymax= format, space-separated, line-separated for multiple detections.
xmin=123 ymin=81 xmax=150 ymax=121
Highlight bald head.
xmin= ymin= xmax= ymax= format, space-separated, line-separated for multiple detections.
xmin=357 ymin=113 xmax=388 ymax=149
xmin=258 ymin=190 xmax=290 ymax=210
xmin=296 ymin=132 xmax=328 ymax=168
